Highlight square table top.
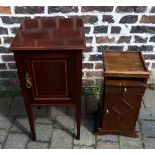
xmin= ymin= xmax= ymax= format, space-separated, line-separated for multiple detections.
xmin=10 ymin=17 xmax=85 ymax=51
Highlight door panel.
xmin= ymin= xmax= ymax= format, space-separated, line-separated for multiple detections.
xmin=25 ymin=52 xmax=75 ymax=104
xmin=102 ymin=86 xmax=145 ymax=132
xmin=31 ymin=59 xmax=68 ymax=97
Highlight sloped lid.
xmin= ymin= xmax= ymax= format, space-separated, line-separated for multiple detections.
xmin=103 ymin=51 xmax=149 ymax=78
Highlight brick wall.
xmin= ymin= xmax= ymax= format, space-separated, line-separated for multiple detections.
xmin=0 ymin=6 xmax=155 ymax=87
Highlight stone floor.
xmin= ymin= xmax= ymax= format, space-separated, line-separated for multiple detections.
xmin=0 ymin=88 xmax=155 ymax=149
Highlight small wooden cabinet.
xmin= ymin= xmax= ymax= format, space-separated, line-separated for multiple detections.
xmin=10 ymin=18 xmax=85 ymax=140
xmin=96 ymin=51 xmax=149 ymax=137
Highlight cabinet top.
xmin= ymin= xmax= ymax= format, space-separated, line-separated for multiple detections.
xmin=103 ymin=51 xmax=149 ymax=78
xmin=10 ymin=18 xmax=85 ymax=51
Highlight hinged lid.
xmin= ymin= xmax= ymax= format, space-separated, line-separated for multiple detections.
xmin=103 ymin=51 xmax=149 ymax=78
xmin=10 ymin=18 xmax=85 ymax=51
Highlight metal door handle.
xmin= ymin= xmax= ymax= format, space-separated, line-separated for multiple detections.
xmin=106 ymin=109 xmax=109 ymax=114
xmin=124 ymin=87 xmax=127 ymax=92
xmin=25 ymin=73 xmax=32 ymax=89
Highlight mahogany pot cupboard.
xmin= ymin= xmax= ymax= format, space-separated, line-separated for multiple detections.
xmin=10 ymin=18 xmax=85 ymax=140
xmin=95 ymin=51 xmax=149 ymax=137
xmin=10 ymin=17 xmax=149 ymax=141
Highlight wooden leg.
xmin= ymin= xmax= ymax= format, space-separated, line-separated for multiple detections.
xmin=25 ymin=105 xmax=36 ymax=141
xmin=76 ymin=104 xmax=81 ymax=140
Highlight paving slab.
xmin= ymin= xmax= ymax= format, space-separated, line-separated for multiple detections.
xmin=35 ymin=116 xmax=54 ymax=124
xmin=73 ymin=119 xmax=95 ymax=146
xmin=143 ymin=89 xmax=155 ymax=108
xmin=54 ymin=116 xmax=75 ymax=129
xmin=119 ymin=136 xmax=143 ymax=149
xmin=32 ymin=107 xmax=48 ymax=116
xmin=0 ymin=116 xmax=14 ymax=129
xmin=4 ymin=133 xmax=29 ymax=149
xmin=140 ymin=120 xmax=155 ymax=137
xmin=73 ymin=145 xmax=94 ymax=149
xmin=139 ymin=107 xmax=155 ymax=120
xmin=86 ymin=95 xmax=98 ymax=115
xmin=96 ymin=141 xmax=119 ymax=149
xmin=26 ymin=141 xmax=49 ymax=149
xmin=9 ymin=96 xmax=27 ymax=116
xmin=50 ymin=129 xmax=73 ymax=149
xmin=0 ymin=129 xmax=8 ymax=143
xmin=96 ymin=135 xmax=119 ymax=142
xmin=35 ymin=124 xmax=53 ymax=142
xmin=49 ymin=107 xmax=67 ymax=116
xmin=143 ymin=137 xmax=155 ymax=149
xmin=11 ymin=117 xmax=30 ymax=133
xmin=0 ymin=98 xmax=12 ymax=116
xmin=67 ymin=96 xmax=86 ymax=117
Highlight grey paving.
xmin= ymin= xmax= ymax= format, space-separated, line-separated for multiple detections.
xmin=32 ymin=107 xmax=48 ymax=116
xmin=54 ymin=116 xmax=75 ymax=129
xmin=50 ymin=129 xmax=73 ymax=149
xmin=143 ymin=88 xmax=155 ymax=108
xmin=97 ymin=135 xmax=119 ymax=142
xmin=0 ymin=88 xmax=155 ymax=149
xmin=143 ymin=137 xmax=155 ymax=149
xmin=139 ymin=107 xmax=155 ymax=120
xmin=0 ymin=116 xmax=14 ymax=129
xmin=11 ymin=117 xmax=30 ymax=133
xmin=9 ymin=96 xmax=27 ymax=116
xmin=35 ymin=116 xmax=54 ymax=124
xmin=49 ymin=107 xmax=67 ymax=116
xmin=119 ymin=136 xmax=143 ymax=149
xmin=26 ymin=141 xmax=49 ymax=149
xmin=0 ymin=98 xmax=12 ymax=116
xmin=140 ymin=120 xmax=155 ymax=137
xmin=35 ymin=124 xmax=53 ymax=142
xmin=4 ymin=133 xmax=29 ymax=149
xmin=86 ymin=95 xmax=98 ymax=115
xmin=73 ymin=119 xmax=95 ymax=146
xmin=73 ymin=145 xmax=94 ymax=149
xmin=96 ymin=141 xmax=119 ymax=149
xmin=0 ymin=129 xmax=8 ymax=143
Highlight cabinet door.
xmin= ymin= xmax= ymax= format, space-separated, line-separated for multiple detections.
xmin=24 ymin=52 xmax=76 ymax=105
xmin=102 ymin=85 xmax=145 ymax=132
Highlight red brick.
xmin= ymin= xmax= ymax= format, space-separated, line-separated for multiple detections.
xmin=1 ymin=55 xmax=14 ymax=62
xmin=81 ymin=6 xmax=113 ymax=12
xmin=0 ymin=63 xmax=7 ymax=69
xmin=95 ymin=63 xmax=103 ymax=69
xmin=7 ymin=63 xmax=16 ymax=69
xmin=116 ymin=6 xmax=147 ymax=13
xmin=96 ymin=36 xmax=115 ymax=44
xmin=117 ymin=36 xmax=131 ymax=43
xmin=0 ymin=71 xmax=17 ymax=78
xmin=83 ymin=63 xmax=94 ymax=69
xmin=86 ymin=71 xmax=103 ymax=78
xmin=0 ymin=7 xmax=11 ymax=14
xmin=140 ymin=15 xmax=155 ymax=24
xmin=82 ymin=79 xmax=94 ymax=86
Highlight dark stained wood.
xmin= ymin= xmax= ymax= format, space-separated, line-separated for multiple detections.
xmin=10 ymin=18 xmax=85 ymax=51
xmin=11 ymin=18 xmax=85 ymax=140
xmin=96 ymin=51 xmax=149 ymax=137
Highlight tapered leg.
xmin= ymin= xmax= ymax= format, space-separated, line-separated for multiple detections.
xmin=76 ymin=104 xmax=81 ymax=140
xmin=25 ymin=105 xmax=36 ymax=141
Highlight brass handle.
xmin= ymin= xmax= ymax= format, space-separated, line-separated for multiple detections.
xmin=25 ymin=73 xmax=32 ymax=89
xmin=124 ymin=87 xmax=127 ymax=92
xmin=106 ymin=109 xmax=109 ymax=114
